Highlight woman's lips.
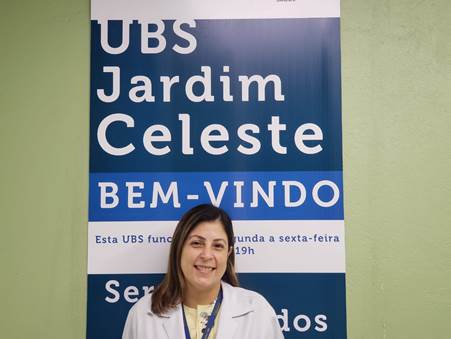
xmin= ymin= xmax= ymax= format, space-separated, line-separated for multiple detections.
xmin=194 ymin=265 xmax=216 ymax=272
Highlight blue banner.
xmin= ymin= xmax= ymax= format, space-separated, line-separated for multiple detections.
xmin=88 ymin=1 xmax=346 ymax=338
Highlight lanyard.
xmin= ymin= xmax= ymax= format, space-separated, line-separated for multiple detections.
xmin=182 ymin=288 xmax=223 ymax=339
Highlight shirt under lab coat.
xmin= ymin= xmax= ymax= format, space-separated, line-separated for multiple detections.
xmin=122 ymin=281 xmax=285 ymax=339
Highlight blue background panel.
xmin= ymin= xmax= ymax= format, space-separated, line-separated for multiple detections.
xmin=90 ymin=18 xmax=342 ymax=172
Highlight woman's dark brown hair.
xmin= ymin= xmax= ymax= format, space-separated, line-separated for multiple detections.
xmin=151 ymin=204 xmax=239 ymax=315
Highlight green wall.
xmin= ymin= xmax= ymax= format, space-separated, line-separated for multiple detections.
xmin=1 ymin=1 xmax=450 ymax=338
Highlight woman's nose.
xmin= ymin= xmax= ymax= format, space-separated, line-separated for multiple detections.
xmin=200 ymin=246 xmax=213 ymax=259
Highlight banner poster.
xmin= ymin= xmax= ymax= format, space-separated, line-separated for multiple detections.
xmin=88 ymin=0 xmax=346 ymax=338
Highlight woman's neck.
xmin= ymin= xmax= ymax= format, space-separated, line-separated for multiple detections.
xmin=183 ymin=283 xmax=221 ymax=308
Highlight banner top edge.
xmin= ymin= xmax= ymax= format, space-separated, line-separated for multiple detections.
xmin=91 ymin=0 xmax=340 ymax=20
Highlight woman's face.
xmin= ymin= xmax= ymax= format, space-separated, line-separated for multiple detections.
xmin=180 ymin=219 xmax=231 ymax=294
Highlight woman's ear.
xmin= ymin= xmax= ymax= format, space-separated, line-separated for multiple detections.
xmin=228 ymin=246 xmax=233 ymax=256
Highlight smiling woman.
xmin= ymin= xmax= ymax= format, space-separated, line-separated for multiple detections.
xmin=122 ymin=204 xmax=284 ymax=339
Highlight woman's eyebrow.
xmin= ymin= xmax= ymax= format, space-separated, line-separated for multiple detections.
xmin=187 ymin=235 xmax=226 ymax=243
xmin=188 ymin=234 xmax=206 ymax=240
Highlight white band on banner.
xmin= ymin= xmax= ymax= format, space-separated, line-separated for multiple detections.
xmin=91 ymin=0 xmax=340 ymax=20
xmin=88 ymin=220 xmax=345 ymax=274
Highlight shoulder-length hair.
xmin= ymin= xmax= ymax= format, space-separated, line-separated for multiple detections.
xmin=151 ymin=204 xmax=239 ymax=315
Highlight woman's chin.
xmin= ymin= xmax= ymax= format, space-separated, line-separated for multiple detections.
xmin=190 ymin=278 xmax=220 ymax=292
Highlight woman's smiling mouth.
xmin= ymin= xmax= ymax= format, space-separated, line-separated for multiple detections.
xmin=194 ymin=265 xmax=216 ymax=272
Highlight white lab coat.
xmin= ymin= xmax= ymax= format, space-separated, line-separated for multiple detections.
xmin=122 ymin=281 xmax=284 ymax=339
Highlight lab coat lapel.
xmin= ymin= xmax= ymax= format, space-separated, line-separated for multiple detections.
xmin=216 ymin=282 xmax=254 ymax=339
xmin=160 ymin=304 xmax=184 ymax=339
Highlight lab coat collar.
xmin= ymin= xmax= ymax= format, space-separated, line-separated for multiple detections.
xmin=159 ymin=304 xmax=184 ymax=339
xmin=220 ymin=281 xmax=254 ymax=317
xmin=153 ymin=281 xmax=255 ymax=339
xmin=216 ymin=281 xmax=254 ymax=339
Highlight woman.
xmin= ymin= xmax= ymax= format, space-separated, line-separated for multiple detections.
xmin=122 ymin=204 xmax=284 ymax=339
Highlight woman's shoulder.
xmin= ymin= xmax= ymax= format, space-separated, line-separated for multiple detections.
xmin=220 ymin=282 xmax=284 ymax=338
xmin=224 ymin=283 xmax=267 ymax=300
xmin=123 ymin=292 xmax=177 ymax=339
xmin=221 ymin=281 xmax=276 ymax=314
xmin=127 ymin=291 xmax=181 ymax=318
xmin=126 ymin=291 xmax=154 ymax=316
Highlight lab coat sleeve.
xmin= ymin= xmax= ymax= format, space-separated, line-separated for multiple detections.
xmin=265 ymin=304 xmax=285 ymax=339
xmin=122 ymin=303 xmax=138 ymax=339
xmin=268 ymin=312 xmax=285 ymax=339
xmin=255 ymin=293 xmax=285 ymax=339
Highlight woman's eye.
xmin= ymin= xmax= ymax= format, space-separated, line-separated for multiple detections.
xmin=191 ymin=241 xmax=202 ymax=247
xmin=214 ymin=243 xmax=225 ymax=249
